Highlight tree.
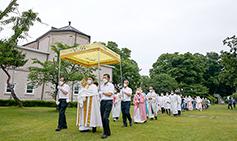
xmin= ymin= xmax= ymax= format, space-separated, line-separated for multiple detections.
xmin=102 ymin=41 xmax=141 ymax=92
xmin=150 ymin=73 xmax=178 ymax=94
xmin=140 ymin=75 xmax=151 ymax=93
xmin=27 ymin=42 xmax=96 ymax=100
xmin=0 ymin=0 xmax=42 ymax=107
xmin=219 ymin=35 xmax=237 ymax=92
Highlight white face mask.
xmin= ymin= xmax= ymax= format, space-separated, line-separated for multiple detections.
xmin=103 ymin=79 xmax=108 ymax=84
xmin=137 ymin=91 xmax=139 ymax=94
xmin=59 ymin=81 xmax=63 ymax=86
xmin=124 ymin=84 xmax=127 ymax=87
xmin=149 ymin=90 xmax=152 ymax=92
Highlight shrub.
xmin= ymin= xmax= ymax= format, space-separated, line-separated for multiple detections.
xmin=207 ymin=95 xmax=217 ymax=105
xmin=231 ymin=93 xmax=237 ymax=101
xmin=0 ymin=99 xmax=77 ymax=108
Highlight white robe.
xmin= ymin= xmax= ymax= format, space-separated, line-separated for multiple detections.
xmin=169 ymin=94 xmax=178 ymax=114
xmin=147 ymin=92 xmax=158 ymax=118
xmin=112 ymin=94 xmax=121 ymax=118
xmin=76 ymin=84 xmax=102 ymax=130
xmin=164 ymin=95 xmax=171 ymax=109
xmin=177 ymin=95 xmax=181 ymax=111
xmin=134 ymin=107 xmax=146 ymax=123
xmin=159 ymin=96 xmax=165 ymax=108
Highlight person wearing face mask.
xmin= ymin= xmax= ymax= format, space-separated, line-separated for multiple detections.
xmin=55 ymin=77 xmax=70 ymax=131
xmin=119 ymin=80 xmax=132 ymax=128
xmin=147 ymin=87 xmax=159 ymax=120
xmin=159 ymin=93 xmax=165 ymax=113
xmin=99 ymin=74 xmax=114 ymax=139
xmin=142 ymin=89 xmax=149 ymax=117
xmin=76 ymin=76 xmax=102 ymax=133
xmin=164 ymin=92 xmax=171 ymax=116
xmin=177 ymin=93 xmax=181 ymax=116
xmin=169 ymin=90 xmax=178 ymax=117
xmin=112 ymin=88 xmax=121 ymax=122
xmin=132 ymin=88 xmax=147 ymax=124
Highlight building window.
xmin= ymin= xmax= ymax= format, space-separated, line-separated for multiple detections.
xmin=5 ymin=84 xmax=15 ymax=93
xmin=74 ymin=87 xmax=79 ymax=95
xmin=26 ymin=85 xmax=34 ymax=94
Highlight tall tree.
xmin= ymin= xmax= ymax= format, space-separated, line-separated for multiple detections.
xmin=102 ymin=41 xmax=141 ymax=92
xmin=27 ymin=42 xmax=96 ymax=100
xmin=219 ymin=35 xmax=237 ymax=93
xmin=0 ymin=0 xmax=42 ymax=107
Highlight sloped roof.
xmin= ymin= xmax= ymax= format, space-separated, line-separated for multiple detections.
xmin=23 ymin=22 xmax=91 ymax=46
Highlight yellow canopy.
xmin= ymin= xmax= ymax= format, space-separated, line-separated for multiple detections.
xmin=59 ymin=42 xmax=121 ymax=68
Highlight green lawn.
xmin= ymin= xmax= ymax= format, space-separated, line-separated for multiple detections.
xmin=0 ymin=105 xmax=236 ymax=141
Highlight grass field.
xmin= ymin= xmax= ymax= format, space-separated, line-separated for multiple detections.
xmin=0 ymin=104 xmax=236 ymax=141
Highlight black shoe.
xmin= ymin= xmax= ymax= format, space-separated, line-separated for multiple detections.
xmin=101 ymin=134 xmax=107 ymax=139
xmin=62 ymin=126 xmax=67 ymax=129
xmin=121 ymin=125 xmax=127 ymax=128
xmin=150 ymin=118 xmax=153 ymax=121
xmin=144 ymin=120 xmax=147 ymax=123
xmin=92 ymin=127 xmax=96 ymax=133
xmin=113 ymin=119 xmax=116 ymax=122
xmin=134 ymin=122 xmax=138 ymax=124
xmin=155 ymin=116 xmax=157 ymax=120
xmin=80 ymin=130 xmax=89 ymax=132
xmin=55 ymin=127 xmax=61 ymax=131
xmin=107 ymin=133 xmax=111 ymax=136
xmin=129 ymin=122 xmax=132 ymax=126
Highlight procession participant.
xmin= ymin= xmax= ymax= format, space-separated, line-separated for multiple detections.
xmin=99 ymin=74 xmax=114 ymax=139
xmin=76 ymin=76 xmax=102 ymax=133
xmin=227 ymin=97 xmax=233 ymax=110
xmin=192 ymin=97 xmax=196 ymax=110
xmin=112 ymin=88 xmax=121 ymax=122
xmin=142 ymin=90 xmax=149 ymax=117
xmin=169 ymin=90 xmax=178 ymax=117
xmin=132 ymin=88 xmax=147 ymax=124
xmin=159 ymin=93 xmax=165 ymax=113
xmin=147 ymin=87 xmax=159 ymax=120
xmin=55 ymin=77 xmax=70 ymax=131
xmin=184 ymin=95 xmax=188 ymax=111
xmin=164 ymin=92 xmax=171 ymax=116
xmin=196 ymin=96 xmax=202 ymax=111
xmin=231 ymin=97 xmax=236 ymax=108
xmin=201 ymin=98 xmax=206 ymax=110
xmin=177 ymin=93 xmax=181 ymax=116
xmin=120 ymin=80 xmax=133 ymax=127
xmin=180 ymin=94 xmax=184 ymax=111
xmin=188 ymin=96 xmax=193 ymax=111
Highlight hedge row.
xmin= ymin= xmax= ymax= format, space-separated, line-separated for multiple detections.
xmin=0 ymin=99 xmax=78 ymax=108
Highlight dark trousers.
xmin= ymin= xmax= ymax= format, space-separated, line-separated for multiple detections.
xmin=121 ymin=101 xmax=132 ymax=126
xmin=58 ymin=99 xmax=68 ymax=128
xmin=178 ymin=110 xmax=181 ymax=116
xmin=161 ymin=107 xmax=165 ymax=113
xmin=228 ymin=104 xmax=233 ymax=110
xmin=100 ymin=100 xmax=112 ymax=135
xmin=233 ymin=103 xmax=236 ymax=108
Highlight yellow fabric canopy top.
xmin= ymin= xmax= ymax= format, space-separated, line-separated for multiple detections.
xmin=59 ymin=42 xmax=121 ymax=68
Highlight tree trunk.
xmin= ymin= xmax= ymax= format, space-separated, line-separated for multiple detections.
xmin=1 ymin=65 xmax=23 ymax=107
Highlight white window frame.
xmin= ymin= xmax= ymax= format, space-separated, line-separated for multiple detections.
xmin=25 ymin=85 xmax=35 ymax=95
xmin=73 ymin=86 xmax=79 ymax=95
xmin=5 ymin=83 xmax=16 ymax=93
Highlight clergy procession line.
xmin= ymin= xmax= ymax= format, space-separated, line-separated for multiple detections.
xmin=55 ymin=74 xmax=211 ymax=139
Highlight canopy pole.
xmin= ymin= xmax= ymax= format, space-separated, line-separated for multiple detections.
xmin=120 ymin=60 xmax=123 ymax=88
xmin=98 ymin=50 xmax=100 ymax=89
xmin=58 ymin=57 xmax=61 ymax=84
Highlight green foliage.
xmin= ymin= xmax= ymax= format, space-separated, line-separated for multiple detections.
xmin=207 ymin=95 xmax=217 ymax=105
xmin=150 ymin=73 xmax=178 ymax=94
xmin=102 ymin=41 xmax=141 ymax=92
xmin=0 ymin=99 xmax=77 ymax=108
xmin=231 ymin=93 xmax=237 ymax=101
xmin=0 ymin=0 xmax=43 ymax=107
xmin=27 ymin=42 xmax=97 ymax=100
xmin=219 ymin=35 xmax=237 ymax=90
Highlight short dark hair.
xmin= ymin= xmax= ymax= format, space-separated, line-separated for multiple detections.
xmin=103 ymin=74 xmax=110 ymax=79
xmin=94 ymin=81 xmax=98 ymax=86
xmin=62 ymin=77 xmax=66 ymax=82
xmin=88 ymin=76 xmax=94 ymax=81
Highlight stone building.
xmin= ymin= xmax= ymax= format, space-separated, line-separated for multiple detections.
xmin=0 ymin=22 xmax=114 ymax=101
